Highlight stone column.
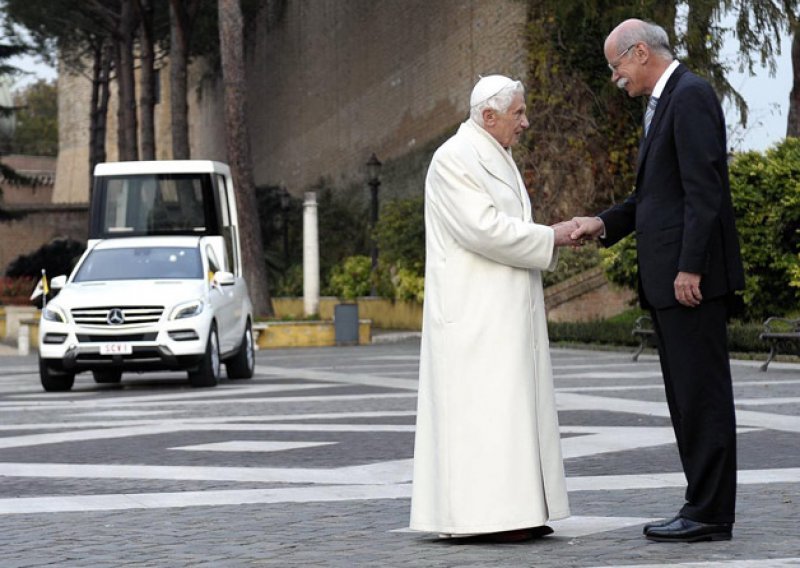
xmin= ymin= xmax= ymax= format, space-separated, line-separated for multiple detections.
xmin=303 ymin=191 xmax=320 ymax=317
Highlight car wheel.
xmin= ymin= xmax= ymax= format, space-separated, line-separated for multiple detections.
xmin=39 ymin=357 xmax=75 ymax=392
xmin=93 ymin=370 xmax=123 ymax=384
xmin=189 ymin=324 xmax=220 ymax=388
xmin=225 ymin=320 xmax=255 ymax=379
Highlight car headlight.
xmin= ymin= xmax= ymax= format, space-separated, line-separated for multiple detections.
xmin=42 ymin=305 xmax=67 ymax=323
xmin=169 ymin=299 xmax=204 ymax=320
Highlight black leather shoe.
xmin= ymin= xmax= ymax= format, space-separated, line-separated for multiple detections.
xmin=452 ymin=526 xmax=553 ymax=544
xmin=645 ymin=517 xmax=732 ymax=542
xmin=642 ymin=515 xmax=681 ymax=535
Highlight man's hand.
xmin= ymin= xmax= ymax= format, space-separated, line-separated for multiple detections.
xmin=674 ymin=271 xmax=703 ymax=307
xmin=569 ymin=216 xmax=605 ymax=241
xmin=551 ymin=220 xmax=580 ymax=247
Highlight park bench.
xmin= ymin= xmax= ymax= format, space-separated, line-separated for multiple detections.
xmin=759 ymin=316 xmax=800 ymax=371
xmin=631 ymin=315 xmax=658 ymax=361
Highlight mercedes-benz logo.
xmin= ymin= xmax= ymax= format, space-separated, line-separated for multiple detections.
xmin=106 ymin=308 xmax=125 ymax=325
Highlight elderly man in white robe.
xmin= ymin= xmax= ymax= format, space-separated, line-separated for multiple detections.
xmin=410 ymin=75 xmax=575 ymax=543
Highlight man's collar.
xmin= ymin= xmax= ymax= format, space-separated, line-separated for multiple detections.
xmin=651 ymin=59 xmax=680 ymax=98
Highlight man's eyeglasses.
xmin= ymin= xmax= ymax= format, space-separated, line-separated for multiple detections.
xmin=608 ymin=43 xmax=637 ymax=72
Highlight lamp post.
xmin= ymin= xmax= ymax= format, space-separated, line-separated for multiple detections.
xmin=366 ymin=153 xmax=382 ymax=296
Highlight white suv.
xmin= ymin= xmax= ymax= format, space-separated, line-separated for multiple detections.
xmin=37 ymin=235 xmax=255 ymax=391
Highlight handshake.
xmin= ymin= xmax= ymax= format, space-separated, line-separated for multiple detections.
xmin=550 ymin=216 xmax=605 ymax=247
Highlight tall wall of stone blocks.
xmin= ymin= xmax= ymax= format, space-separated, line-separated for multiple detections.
xmin=54 ymin=0 xmax=528 ymax=203
xmin=0 ymin=207 xmax=88 ymax=274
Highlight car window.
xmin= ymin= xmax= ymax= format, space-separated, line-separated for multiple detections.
xmin=98 ymin=174 xmax=212 ymax=236
xmin=73 ymin=247 xmax=203 ymax=282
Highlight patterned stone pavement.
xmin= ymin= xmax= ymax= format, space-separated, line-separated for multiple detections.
xmin=0 ymin=340 xmax=798 ymax=567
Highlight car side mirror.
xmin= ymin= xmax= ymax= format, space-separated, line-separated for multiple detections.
xmin=213 ymin=271 xmax=235 ymax=287
xmin=50 ymin=275 xmax=67 ymax=289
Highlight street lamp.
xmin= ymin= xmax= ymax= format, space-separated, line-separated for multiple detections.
xmin=366 ymin=153 xmax=382 ymax=296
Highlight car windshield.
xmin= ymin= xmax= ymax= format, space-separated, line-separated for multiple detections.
xmin=73 ymin=247 xmax=203 ymax=282
xmin=96 ymin=174 xmax=212 ymax=236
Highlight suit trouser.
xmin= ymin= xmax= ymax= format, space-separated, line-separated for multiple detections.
xmin=650 ymin=298 xmax=737 ymax=524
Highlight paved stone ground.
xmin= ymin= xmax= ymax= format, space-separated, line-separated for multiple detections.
xmin=0 ymin=340 xmax=798 ymax=567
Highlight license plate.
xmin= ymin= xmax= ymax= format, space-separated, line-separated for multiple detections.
xmin=99 ymin=343 xmax=132 ymax=355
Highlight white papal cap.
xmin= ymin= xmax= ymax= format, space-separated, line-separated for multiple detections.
xmin=470 ymin=74 xmax=515 ymax=107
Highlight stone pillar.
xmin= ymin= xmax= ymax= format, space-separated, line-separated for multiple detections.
xmin=303 ymin=191 xmax=320 ymax=317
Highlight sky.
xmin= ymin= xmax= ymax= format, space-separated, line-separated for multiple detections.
xmin=4 ymin=31 xmax=795 ymax=155
xmin=719 ymin=27 xmax=794 ymax=153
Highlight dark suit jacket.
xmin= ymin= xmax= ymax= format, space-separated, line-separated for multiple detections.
xmin=599 ymin=64 xmax=745 ymax=310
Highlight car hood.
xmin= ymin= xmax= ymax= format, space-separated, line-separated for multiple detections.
xmin=53 ymin=279 xmax=208 ymax=309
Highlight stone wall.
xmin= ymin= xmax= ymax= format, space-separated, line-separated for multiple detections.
xmin=0 ymin=155 xmax=56 ymax=206
xmin=544 ymin=267 xmax=637 ymax=323
xmin=54 ymin=0 xmax=528 ymax=203
xmin=0 ymin=205 xmax=88 ymax=274
xmin=242 ymin=0 xmax=528 ymax=195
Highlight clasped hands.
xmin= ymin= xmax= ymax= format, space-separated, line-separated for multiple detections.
xmin=549 ymin=217 xmax=704 ymax=308
xmin=550 ymin=216 xmax=604 ymax=248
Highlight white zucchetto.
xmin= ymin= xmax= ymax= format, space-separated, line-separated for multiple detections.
xmin=470 ymin=74 xmax=515 ymax=107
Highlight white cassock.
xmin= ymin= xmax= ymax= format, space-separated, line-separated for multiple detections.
xmin=409 ymin=119 xmax=570 ymax=534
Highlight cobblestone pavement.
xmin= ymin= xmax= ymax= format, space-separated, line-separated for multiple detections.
xmin=0 ymin=341 xmax=798 ymax=567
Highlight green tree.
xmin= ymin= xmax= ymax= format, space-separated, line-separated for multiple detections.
xmin=0 ymin=36 xmax=26 ymax=189
xmin=522 ymin=0 xmax=798 ymax=224
xmin=11 ymin=78 xmax=57 ymax=156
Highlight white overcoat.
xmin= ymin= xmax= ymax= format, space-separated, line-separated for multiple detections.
xmin=409 ymin=119 xmax=570 ymax=534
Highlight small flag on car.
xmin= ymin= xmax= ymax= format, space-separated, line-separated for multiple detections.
xmin=30 ymin=269 xmax=49 ymax=305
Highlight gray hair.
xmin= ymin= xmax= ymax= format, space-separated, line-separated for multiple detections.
xmin=614 ymin=20 xmax=673 ymax=60
xmin=470 ymin=81 xmax=525 ymax=126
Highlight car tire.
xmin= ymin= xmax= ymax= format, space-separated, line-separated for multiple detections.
xmin=225 ymin=320 xmax=255 ymax=379
xmin=93 ymin=370 xmax=123 ymax=384
xmin=189 ymin=324 xmax=220 ymax=388
xmin=39 ymin=357 xmax=75 ymax=392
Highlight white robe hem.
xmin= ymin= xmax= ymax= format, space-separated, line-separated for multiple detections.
xmin=409 ymin=509 xmax=571 ymax=535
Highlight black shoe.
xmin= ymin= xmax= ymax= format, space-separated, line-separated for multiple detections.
xmin=642 ymin=515 xmax=681 ymax=535
xmin=453 ymin=526 xmax=553 ymax=544
xmin=645 ymin=517 xmax=732 ymax=542
xmin=529 ymin=525 xmax=554 ymax=539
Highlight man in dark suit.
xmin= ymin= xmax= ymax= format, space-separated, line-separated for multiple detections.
xmin=570 ymin=18 xmax=745 ymax=543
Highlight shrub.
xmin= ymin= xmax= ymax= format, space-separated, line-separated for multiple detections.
xmin=373 ymin=196 xmax=425 ymax=273
xmin=273 ymin=264 xmax=303 ymax=297
xmin=729 ymin=139 xmax=800 ymax=320
xmin=391 ymin=266 xmax=425 ymax=303
xmin=0 ymin=276 xmax=36 ymax=304
xmin=327 ymin=255 xmax=373 ymax=300
xmin=372 ymin=196 xmax=426 ymax=303
xmin=543 ymin=245 xmax=602 ymax=288
xmin=599 ymin=234 xmax=638 ymax=291
xmin=547 ymin=309 xmax=766 ymax=354
xmin=591 ymin=138 xmax=800 ymax=321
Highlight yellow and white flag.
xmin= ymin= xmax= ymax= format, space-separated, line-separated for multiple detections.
xmin=30 ymin=270 xmax=49 ymax=301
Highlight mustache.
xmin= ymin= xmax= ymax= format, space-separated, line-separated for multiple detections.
xmin=616 ymin=77 xmax=629 ymax=89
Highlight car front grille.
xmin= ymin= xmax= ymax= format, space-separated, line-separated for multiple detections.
xmin=75 ymin=347 xmax=164 ymax=361
xmin=71 ymin=306 xmax=164 ymax=327
xmin=77 ymin=333 xmax=158 ymax=343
